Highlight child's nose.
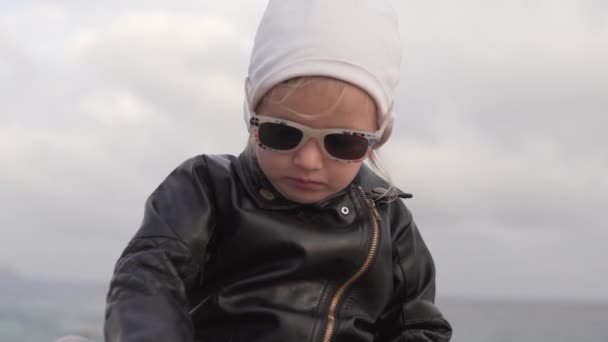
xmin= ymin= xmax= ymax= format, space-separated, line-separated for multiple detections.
xmin=293 ymin=138 xmax=324 ymax=170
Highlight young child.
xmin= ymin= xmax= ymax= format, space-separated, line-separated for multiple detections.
xmin=105 ymin=0 xmax=452 ymax=341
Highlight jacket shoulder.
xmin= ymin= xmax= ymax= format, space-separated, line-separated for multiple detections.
xmin=177 ymin=154 xmax=237 ymax=174
xmin=166 ymin=154 xmax=239 ymax=188
xmin=134 ymin=154 xmax=236 ymax=242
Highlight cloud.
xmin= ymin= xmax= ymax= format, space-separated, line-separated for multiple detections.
xmin=386 ymin=131 xmax=607 ymax=231
xmin=68 ymin=8 xmax=254 ymax=141
xmin=427 ymin=221 xmax=608 ymax=300
xmin=393 ymin=0 xmax=608 ymax=136
xmin=384 ymin=0 xmax=608 ymax=232
xmin=1 ymin=4 xmax=257 ymax=282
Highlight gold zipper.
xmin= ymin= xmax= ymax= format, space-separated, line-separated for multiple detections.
xmin=321 ymin=186 xmax=382 ymax=342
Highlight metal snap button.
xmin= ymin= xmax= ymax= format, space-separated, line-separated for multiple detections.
xmin=259 ymin=188 xmax=276 ymax=201
xmin=340 ymin=206 xmax=350 ymax=215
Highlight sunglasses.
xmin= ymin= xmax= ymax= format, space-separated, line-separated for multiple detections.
xmin=249 ymin=115 xmax=386 ymax=162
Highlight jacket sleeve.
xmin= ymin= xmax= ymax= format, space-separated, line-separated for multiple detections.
xmin=104 ymin=156 xmax=216 ymax=342
xmin=375 ymin=201 xmax=452 ymax=342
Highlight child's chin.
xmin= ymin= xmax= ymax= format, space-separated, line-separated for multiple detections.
xmin=281 ymin=187 xmax=330 ymax=204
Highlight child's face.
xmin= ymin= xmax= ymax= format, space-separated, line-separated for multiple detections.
xmin=254 ymin=77 xmax=378 ymax=204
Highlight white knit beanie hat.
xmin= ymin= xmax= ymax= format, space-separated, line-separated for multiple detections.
xmin=244 ymin=0 xmax=402 ymax=146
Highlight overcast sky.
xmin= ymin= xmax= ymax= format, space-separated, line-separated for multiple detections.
xmin=1 ymin=0 xmax=607 ymax=301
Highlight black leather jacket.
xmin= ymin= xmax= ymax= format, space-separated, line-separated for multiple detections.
xmin=105 ymin=153 xmax=452 ymax=342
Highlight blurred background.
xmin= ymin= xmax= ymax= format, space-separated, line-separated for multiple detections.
xmin=1 ymin=0 xmax=606 ymax=341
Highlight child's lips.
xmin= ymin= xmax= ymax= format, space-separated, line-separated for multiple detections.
xmin=285 ymin=177 xmax=326 ymax=190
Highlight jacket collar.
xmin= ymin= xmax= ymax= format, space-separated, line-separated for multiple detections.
xmin=236 ymin=151 xmax=301 ymax=210
xmin=235 ymin=151 xmax=411 ymax=210
xmin=351 ymin=162 xmax=412 ymax=201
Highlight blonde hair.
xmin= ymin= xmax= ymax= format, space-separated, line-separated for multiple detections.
xmin=247 ymin=76 xmax=399 ymax=202
xmin=366 ymin=150 xmax=399 ymax=202
xmin=257 ymin=76 xmax=375 ymax=121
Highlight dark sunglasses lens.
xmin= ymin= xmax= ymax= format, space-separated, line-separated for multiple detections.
xmin=258 ymin=122 xmax=303 ymax=150
xmin=324 ymin=134 xmax=369 ymax=160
